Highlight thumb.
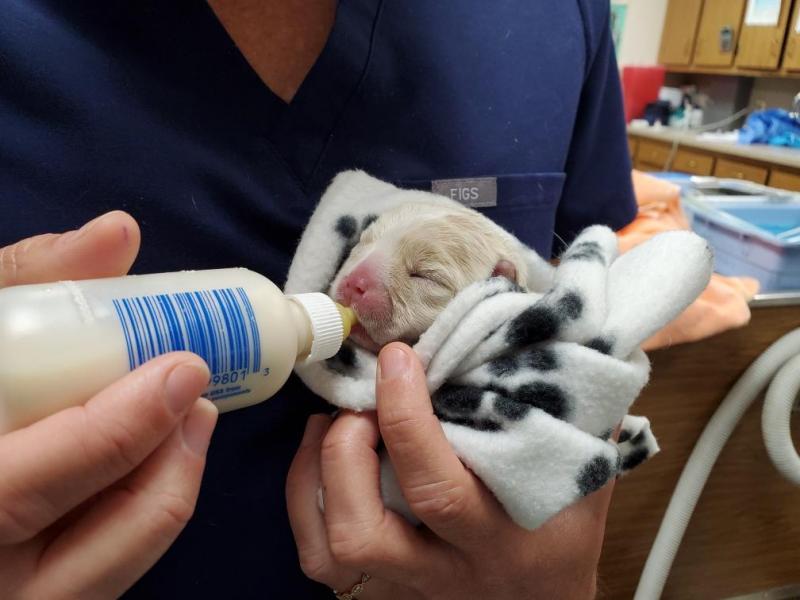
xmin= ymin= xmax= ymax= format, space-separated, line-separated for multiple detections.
xmin=376 ymin=343 xmax=503 ymax=548
xmin=0 ymin=211 xmax=141 ymax=287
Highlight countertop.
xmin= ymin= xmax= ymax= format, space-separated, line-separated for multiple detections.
xmin=627 ymin=125 xmax=800 ymax=170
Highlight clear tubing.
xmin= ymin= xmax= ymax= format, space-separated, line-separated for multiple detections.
xmin=635 ymin=328 xmax=800 ymax=600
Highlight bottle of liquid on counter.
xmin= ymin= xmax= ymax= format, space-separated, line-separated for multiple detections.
xmin=0 ymin=268 xmax=356 ymax=433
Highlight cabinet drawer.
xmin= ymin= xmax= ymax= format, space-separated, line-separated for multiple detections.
xmin=768 ymin=169 xmax=800 ymax=192
xmin=636 ymin=140 xmax=671 ymax=169
xmin=634 ymin=161 xmax=661 ymax=172
xmin=628 ymin=137 xmax=638 ymax=159
xmin=673 ymin=149 xmax=714 ymax=175
xmin=713 ymin=158 xmax=768 ymax=184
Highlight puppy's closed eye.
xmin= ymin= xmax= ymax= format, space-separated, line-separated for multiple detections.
xmin=408 ymin=268 xmax=449 ymax=289
xmin=330 ymin=202 xmax=528 ymax=349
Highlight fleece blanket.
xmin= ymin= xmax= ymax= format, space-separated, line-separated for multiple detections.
xmin=620 ymin=170 xmax=758 ymax=351
xmin=285 ymin=171 xmax=713 ymax=530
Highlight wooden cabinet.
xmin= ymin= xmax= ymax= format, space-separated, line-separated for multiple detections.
xmin=769 ymin=168 xmax=800 ymax=190
xmin=628 ymin=132 xmax=800 ymax=185
xmin=673 ymin=148 xmax=715 ymax=175
xmin=736 ymin=0 xmax=793 ymax=69
xmin=693 ymin=0 xmax=746 ymax=67
xmin=635 ymin=164 xmax=662 ymax=173
xmin=658 ymin=0 xmax=800 ymax=75
xmin=636 ymin=140 xmax=672 ymax=169
xmin=783 ymin=1 xmax=800 ymax=70
xmin=658 ymin=0 xmax=705 ymax=65
xmin=713 ymin=157 xmax=769 ymax=183
xmin=628 ymin=137 xmax=638 ymax=160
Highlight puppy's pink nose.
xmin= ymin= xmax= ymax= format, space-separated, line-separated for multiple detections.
xmin=339 ymin=273 xmax=370 ymax=304
xmin=336 ymin=262 xmax=391 ymax=318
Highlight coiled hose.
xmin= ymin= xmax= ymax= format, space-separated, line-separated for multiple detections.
xmin=634 ymin=328 xmax=800 ymax=600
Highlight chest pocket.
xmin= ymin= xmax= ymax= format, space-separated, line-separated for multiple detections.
xmin=400 ymin=173 xmax=566 ymax=258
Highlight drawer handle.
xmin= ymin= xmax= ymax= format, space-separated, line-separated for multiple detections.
xmin=736 ymin=172 xmax=744 ymax=178
xmin=688 ymin=160 xmax=697 ymax=168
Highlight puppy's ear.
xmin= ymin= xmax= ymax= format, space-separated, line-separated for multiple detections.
xmin=491 ymin=259 xmax=518 ymax=282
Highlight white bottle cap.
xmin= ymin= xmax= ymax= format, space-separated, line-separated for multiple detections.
xmin=287 ymin=293 xmax=345 ymax=364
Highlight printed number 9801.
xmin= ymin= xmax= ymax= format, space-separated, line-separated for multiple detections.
xmin=211 ymin=370 xmax=247 ymax=386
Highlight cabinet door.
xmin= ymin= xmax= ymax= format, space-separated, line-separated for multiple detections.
xmin=658 ymin=0 xmax=705 ymax=65
xmin=693 ymin=0 xmax=746 ymax=66
xmin=636 ymin=140 xmax=673 ymax=170
xmin=736 ymin=0 xmax=792 ymax=69
xmin=782 ymin=1 xmax=800 ymax=70
xmin=673 ymin=149 xmax=715 ymax=175
xmin=768 ymin=169 xmax=800 ymax=191
xmin=714 ymin=157 xmax=768 ymax=184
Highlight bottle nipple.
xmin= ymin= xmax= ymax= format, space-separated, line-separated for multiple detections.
xmin=335 ymin=304 xmax=358 ymax=339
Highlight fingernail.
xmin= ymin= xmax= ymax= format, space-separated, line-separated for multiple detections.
xmin=67 ymin=212 xmax=111 ymax=242
xmin=379 ymin=345 xmax=409 ymax=381
xmin=300 ymin=414 xmax=331 ymax=448
xmin=317 ymin=485 xmax=325 ymax=512
xmin=166 ymin=360 xmax=210 ymax=414
xmin=182 ymin=398 xmax=218 ymax=456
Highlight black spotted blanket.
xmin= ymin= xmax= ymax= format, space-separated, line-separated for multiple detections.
xmin=285 ymin=170 xmax=713 ymax=530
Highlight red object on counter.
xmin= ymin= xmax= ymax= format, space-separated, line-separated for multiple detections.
xmin=621 ymin=66 xmax=666 ymax=123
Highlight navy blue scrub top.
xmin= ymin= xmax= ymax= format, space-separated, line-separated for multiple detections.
xmin=1 ymin=1 xmax=636 ymax=597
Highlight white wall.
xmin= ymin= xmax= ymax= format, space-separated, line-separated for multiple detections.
xmin=615 ymin=0 xmax=670 ymax=66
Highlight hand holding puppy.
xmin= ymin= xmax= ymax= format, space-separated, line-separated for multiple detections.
xmin=287 ymin=343 xmax=613 ymax=600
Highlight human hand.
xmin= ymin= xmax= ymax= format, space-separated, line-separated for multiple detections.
xmin=287 ymin=342 xmax=614 ymax=600
xmin=0 ymin=212 xmax=218 ymax=599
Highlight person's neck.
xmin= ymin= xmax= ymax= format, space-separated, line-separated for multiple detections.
xmin=207 ymin=0 xmax=337 ymax=103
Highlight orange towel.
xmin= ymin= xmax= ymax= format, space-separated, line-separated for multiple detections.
xmin=617 ymin=171 xmax=759 ymax=351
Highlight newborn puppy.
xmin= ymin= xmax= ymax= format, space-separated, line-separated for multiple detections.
xmin=329 ymin=202 xmax=528 ymax=352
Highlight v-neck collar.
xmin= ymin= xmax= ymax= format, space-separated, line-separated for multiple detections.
xmin=200 ymin=0 xmax=383 ymax=189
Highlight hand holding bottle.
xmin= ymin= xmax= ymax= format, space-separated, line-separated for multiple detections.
xmin=0 ymin=212 xmax=217 ymax=599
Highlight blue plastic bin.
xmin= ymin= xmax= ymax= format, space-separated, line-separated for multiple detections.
xmin=681 ymin=180 xmax=800 ymax=291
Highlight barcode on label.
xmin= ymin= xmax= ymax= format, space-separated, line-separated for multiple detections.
xmin=112 ymin=287 xmax=261 ymax=376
